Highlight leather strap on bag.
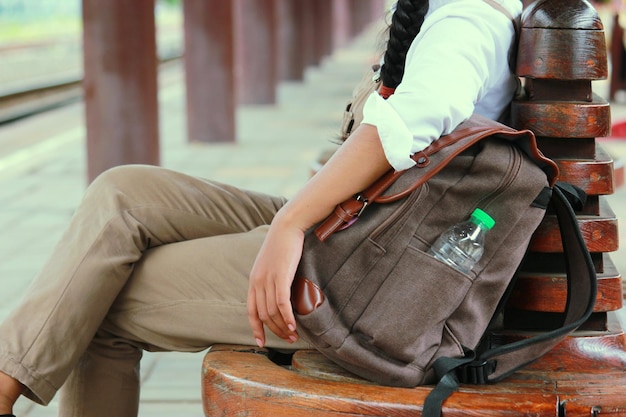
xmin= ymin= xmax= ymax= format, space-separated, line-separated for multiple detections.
xmin=314 ymin=114 xmax=558 ymax=242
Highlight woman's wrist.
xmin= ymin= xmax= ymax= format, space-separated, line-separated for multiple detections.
xmin=272 ymin=124 xmax=390 ymax=234
xmin=272 ymin=201 xmax=317 ymax=233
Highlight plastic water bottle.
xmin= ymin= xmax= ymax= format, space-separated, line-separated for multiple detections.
xmin=428 ymin=208 xmax=495 ymax=275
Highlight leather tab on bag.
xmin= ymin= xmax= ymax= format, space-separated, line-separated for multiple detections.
xmin=291 ymin=277 xmax=325 ymax=315
xmin=314 ymin=199 xmax=366 ymax=241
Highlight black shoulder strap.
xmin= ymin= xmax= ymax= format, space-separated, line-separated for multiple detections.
xmin=422 ymin=183 xmax=597 ymax=417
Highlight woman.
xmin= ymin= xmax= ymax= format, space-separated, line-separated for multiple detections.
xmin=0 ymin=0 xmax=521 ymax=415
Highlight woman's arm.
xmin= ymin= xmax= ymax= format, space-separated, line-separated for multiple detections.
xmin=247 ymin=123 xmax=392 ymax=346
xmin=246 ymin=0 xmax=518 ymax=348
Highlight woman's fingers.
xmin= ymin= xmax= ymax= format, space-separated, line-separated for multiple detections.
xmin=246 ymin=289 xmax=266 ymax=347
xmin=274 ymin=280 xmax=298 ymax=339
xmin=247 ymin=213 xmax=304 ymax=345
xmin=248 ymin=268 xmax=298 ymax=346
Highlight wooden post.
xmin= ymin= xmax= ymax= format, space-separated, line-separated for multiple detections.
xmin=235 ymin=0 xmax=278 ymax=105
xmin=371 ymin=0 xmax=387 ymax=23
xmin=312 ymin=0 xmax=333 ymax=61
xmin=276 ymin=0 xmax=306 ymax=81
xmin=331 ymin=0 xmax=352 ymax=50
xmin=82 ymin=0 xmax=159 ymax=182
xmin=183 ymin=0 xmax=236 ymax=142
xmin=349 ymin=0 xmax=371 ymax=36
xmin=301 ymin=0 xmax=318 ymax=67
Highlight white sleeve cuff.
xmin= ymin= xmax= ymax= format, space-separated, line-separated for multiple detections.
xmin=362 ymin=92 xmax=417 ymax=172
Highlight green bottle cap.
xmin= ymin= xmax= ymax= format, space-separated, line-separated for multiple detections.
xmin=471 ymin=208 xmax=495 ymax=230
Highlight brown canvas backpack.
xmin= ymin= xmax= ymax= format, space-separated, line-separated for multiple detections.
xmin=291 ymin=114 xmax=597 ymax=416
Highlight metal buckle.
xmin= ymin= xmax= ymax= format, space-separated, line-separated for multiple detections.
xmin=356 ymin=194 xmax=369 ymax=217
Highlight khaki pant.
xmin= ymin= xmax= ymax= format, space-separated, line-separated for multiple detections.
xmin=0 ymin=165 xmax=311 ymax=416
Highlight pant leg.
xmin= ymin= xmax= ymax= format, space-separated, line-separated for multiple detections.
xmin=59 ymin=329 xmax=144 ymax=417
xmin=103 ymin=225 xmax=312 ymax=352
xmin=0 ymin=165 xmax=286 ymax=406
xmin=58 ymin=226 xmax=312 ymax=417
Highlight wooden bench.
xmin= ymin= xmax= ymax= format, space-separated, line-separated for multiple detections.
xmin=201 ymin=0 xmax=626 ymax=415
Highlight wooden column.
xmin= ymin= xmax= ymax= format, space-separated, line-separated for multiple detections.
xmin=301 ymin=0 xmax=318 ymax=68
xmin=82 ymin=0 xmax=159 ymax=182
xmin=331 ymin=0 xmax=352 ymax=50
xmin=312 ymin=0 xmax=333 ymax=61
xmin=235 ymin=0 xmax=278 ymax=105
xmin=183 ymin=0 xmax=235 ymax=143
xmin=371 ymin=0 xmax=387 ymax=22
xmin=276 ymin=0 xmax=306 ymax=81
xmin=349 ymin=0 xmax=371 ymax=36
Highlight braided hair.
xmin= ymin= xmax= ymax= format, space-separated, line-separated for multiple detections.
xmin=380 ymin=0 xmax=429 ymax=89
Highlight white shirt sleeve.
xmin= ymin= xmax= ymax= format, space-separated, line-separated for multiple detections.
xmin=361 ymin=0 xmax=519 ymax=171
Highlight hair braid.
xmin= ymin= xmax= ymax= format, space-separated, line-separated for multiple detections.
xmin=380 ymin=0 xmax=429 ymax=89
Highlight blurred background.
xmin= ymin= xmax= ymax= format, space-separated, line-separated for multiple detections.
xmin=0 ymin=0 xmax=625 ymax=415
xmin=0 ymin=1 xmax=389 ymax=415
xmin=0 ymin=0 xmax=183 ymax=87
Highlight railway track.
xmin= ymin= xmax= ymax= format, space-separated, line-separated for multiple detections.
xmin=0 ymin=76 xmax=84 ymax=125
xmin=0 ymin=52 xmax=182 ymax=125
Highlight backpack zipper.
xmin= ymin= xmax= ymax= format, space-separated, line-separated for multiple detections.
xmin=369 ymin=184 xmax=427 ymax=243
xmin=476 ymin=141 xmax=523 ymax=211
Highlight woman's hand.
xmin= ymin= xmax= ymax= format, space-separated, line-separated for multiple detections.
xmin=247 ymin=213 xmax=304 ymax=347
xmin=247 ymin=124 xmax=391 ymax=347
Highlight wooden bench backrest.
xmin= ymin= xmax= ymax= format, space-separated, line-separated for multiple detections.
xmin=504 ymin=0 xmax=622 ymax=333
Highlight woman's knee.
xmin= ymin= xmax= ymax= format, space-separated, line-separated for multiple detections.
xmin=77 ymin=165 xmax=165 ymax=216
xmin=87 ymin=165 xmax=158 ymax=195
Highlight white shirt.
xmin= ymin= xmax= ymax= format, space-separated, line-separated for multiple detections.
xmin=361 ymin=0 xmax=522 ymax=171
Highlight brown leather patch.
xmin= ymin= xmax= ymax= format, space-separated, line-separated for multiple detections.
xmin=291 ymin=277 xmax=325 ymax=315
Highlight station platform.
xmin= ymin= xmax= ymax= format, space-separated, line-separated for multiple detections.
xmin=0 ymin=20 xmax=625 ymax=417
